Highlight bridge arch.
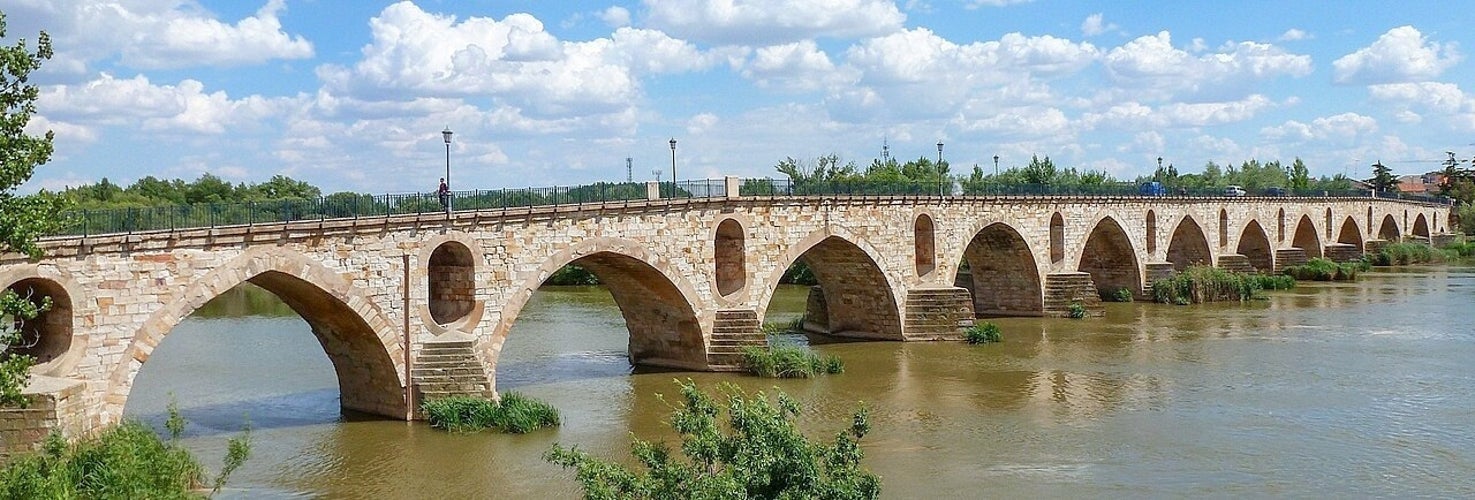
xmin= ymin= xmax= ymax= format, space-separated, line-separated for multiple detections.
xmin=1077 ymin=216 xmax=1142 ymax=297
xmin=493 ymin=237 xmax=708 ymax=372
xmin=1337 ymin=216 xmax=1364 ymax=248
xmin=0 ymin=266 xmax=85 ymax=377
xmin=1413 ymin=214 xmax=1431 ymax=238
xmin=759 ymin=227 xmax=903 ymax=340
xmin=1237 ymin=220 xmax=1274 ymax=273
xmin=107 ymin=248 xmax=408 ymax=422
xmin=1292 ymin=214 xmax=1323 ymax=258
xmin=959 ymin=222 xmax=1043 ymax=316
xmin=1378 ymin=214 xmax=1400 ymax=240
xmin=1166 ymin=215 xmax=1213 ymax=270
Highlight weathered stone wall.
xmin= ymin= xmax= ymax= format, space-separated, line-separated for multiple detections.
xmin=0 ymin=194 xmax=1449 ymax=455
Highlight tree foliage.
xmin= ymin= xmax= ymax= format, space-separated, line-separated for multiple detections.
xmin=0 ymin=12 xmax=64 ymax=259
xmin=1365 ymin=161 xmax=1400 ymax=192
xmin=546 ymin=380 xmax=880 ymax=500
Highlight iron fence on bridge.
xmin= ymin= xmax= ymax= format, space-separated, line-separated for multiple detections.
xmin=52 ymin=178 xmax=1450 ymax=237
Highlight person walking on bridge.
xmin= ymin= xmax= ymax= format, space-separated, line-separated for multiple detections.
xmin=437 ymin=177 xmax=450 ymax=210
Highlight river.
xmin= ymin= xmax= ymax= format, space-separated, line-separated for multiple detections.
xmin=125 ymin=266 xmax=1475 ymax=498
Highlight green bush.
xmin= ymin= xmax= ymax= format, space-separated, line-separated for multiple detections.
xmin=423 ymin=393 xmax=561 ymax=434
xmin=1067 ymin=301 xmax=1087 ymax=319
xmin=742 ymin=344 xmax=843 ymax=378
xmin=964 ymin=322 xmax=1002 ymax=344
xmin=1439 ymin=241 xmax=1475 ymax=257
xmin=760 ymin=318 xmax=805 ymax=335
xmin=1102 ymin=288 xmax=1134 ymax=303
xmin=1150 ymin=266 xmax=1280 ymax=304
xmin=0 ymin=404 xmax=250 ymax=499
xmin=1367 ymin=242 xmax=1442 ymax=266
xmin=546 ymin=380 xmax=880 ymax=499
xmin=1281 ymin=258 xmax=1365 ymax=281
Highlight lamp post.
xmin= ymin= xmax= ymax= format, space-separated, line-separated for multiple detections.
xmin=669 ymin=138 xmax=678 ymax=198
xmin=936 ymin=140 xmax=945 ymax=196
xmin=993 ymin=155 xmax=999 ymax=176
xmin=442 ymin=127 xmax=453 ymax=215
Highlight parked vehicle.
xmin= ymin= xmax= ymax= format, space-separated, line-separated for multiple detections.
xmin=1138 ymin=181 xmax=1166 ymax=196
xmin=1223 ymin=185 xmax=1247 ymax=197
xmin=1263 ymin=187 xmax=1288 ymax=196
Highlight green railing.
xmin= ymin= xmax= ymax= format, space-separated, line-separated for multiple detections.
xmin=51 ymin=178 xmax=1450 ymax=237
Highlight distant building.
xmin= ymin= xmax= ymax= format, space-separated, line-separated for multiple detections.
xmin=1396 ymin=172 xmax=1445 ymax=194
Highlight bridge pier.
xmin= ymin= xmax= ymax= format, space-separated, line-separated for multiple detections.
xmin=902 ymin=287 xmax=974 ymax=340
xmin=1274 ymin=248 xmax=1309 ymax=272
xmin=1043 ymin=272 xmax=1104 ymax=317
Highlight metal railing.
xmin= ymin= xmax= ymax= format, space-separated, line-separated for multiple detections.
xmin=50 ymin=177 xmax=1449 ymax=237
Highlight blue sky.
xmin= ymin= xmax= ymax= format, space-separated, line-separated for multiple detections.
xmin=5 ymin=0 xmax=1474 ymax=194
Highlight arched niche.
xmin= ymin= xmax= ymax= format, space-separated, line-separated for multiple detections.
xmin=715 ymin=218 xmax=746 ymax=296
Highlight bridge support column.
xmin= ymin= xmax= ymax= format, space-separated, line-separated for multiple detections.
xmin=708 ymin=310 xmax=765 ymax=371
xmin=902 ymin=287 xmax=974 ymax=341
xmin=411 ymin=337 xmax=493 ymax=419
xmin=1274 ymin=248 xmax=1309 ymax=272
xmin=0 ymin=376 xmax=93 ymax=461
xmin=1365 ymin=239 xmax=1390 ymax=254
xmin=1043 ymin=272 xmax=1103 ymax=317
xmin=1324 ymin=244 xmax=1362 ymax=263
xmin=1217 ymin=254 xmax=1254 ymax=273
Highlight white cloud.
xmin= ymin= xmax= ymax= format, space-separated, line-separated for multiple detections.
xmin=1261 ymin=112 xmax=1378 ymax=142
xmin=1103 ymin=32 xmax=1312 ymax=99
xmin=1332 ymin=26 xmax=1462 ymax=85
xmin=966 ymin=0 xmax=1035 ymax=7
xmin=1081 ymin=13 xmax=1117 ymax=38
xmin=1367 ymin=81 xmax=1475 ymax=131
xmin=600 ymin=6 xmax=632 ymax=27
xmin=687 ymin=113 xmax=720 ymax=134
xmin=643 ymin=0 xmax=905 ymax=45
xmin=741 ymin=40 xmax=846 ymax=90
xmin=38 ymin=73 xmax=289 ymax=134
xmin=1277 ymin=29 xmax=1311 ymax=42
xmin=1081 ymin=95 xmax=1275 ymax=130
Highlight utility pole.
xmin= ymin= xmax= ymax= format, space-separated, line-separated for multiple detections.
xmin=626 ymin=157 xmax=633 ymax=183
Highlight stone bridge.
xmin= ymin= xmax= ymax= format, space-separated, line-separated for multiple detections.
xmin=0 ymin=177 xmax=1450 ymax=453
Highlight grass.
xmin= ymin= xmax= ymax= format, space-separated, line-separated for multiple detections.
xmin=741 ymin=344 xmax=843 ymax=378
xmin=760 ymin=318 xmax=805 ymax=335
xmin=0 ymin=401 xmax=250 ymax=499
xmin=1281 ymin=258 xmax=1368 ymax=281
xmin=1367 ymin=242 xmax=1445 ymax=266
xmin=1151 ymin=266 xmax=1276 ymax=304
xmin=1443 ymin=241 xmax=1475 ymax=258
xmin=1067 ymin=301 xmax=1088 ymax=319
xmin=964 ymin=322 xmax=1002 ymax=344
xmin=1101 ymin=288 xmax=1134 ymax=303
xmin=423 ymin=393 xmax=561 ymax=434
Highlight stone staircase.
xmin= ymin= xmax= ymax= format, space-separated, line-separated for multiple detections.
xmin=1043 ymin=272 xmax=1103 ymax=317
xmin=1274 ymin=248 xmax=1308 ymax=272
xmin=412 ymin=339 xmax=492 ymax=409
xmin=903 ymin=287 xmax=973 ymax=341
xmin=1217 ymin=254 xmax=1254 ymax=274
xmin=1324 ymin=243 xmax=1363 ymax=262
xmin=707 ymin=310 xmax=766 ymax=371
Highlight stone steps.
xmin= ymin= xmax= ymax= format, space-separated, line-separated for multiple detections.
xmin=1042 ymin=272 xmax=1103 ymax=317
xmin=1324 ymin=243 xmax=1363 ymax=263
xmin=411 ymin=340 xmax=491 ymax=406
xmin=903 ymin=287 xmax=973 ymax=340
xmin=1274 ymin=248 xmax=1309 ymax=272
xmin=708 ymin=309 xmax=766 ymax=369
xmin=1217 ymin=254 xmax=1254 ymax=274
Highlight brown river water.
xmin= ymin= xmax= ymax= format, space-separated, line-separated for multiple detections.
xmin=125 ymin=266 xmax=1475 ymax=498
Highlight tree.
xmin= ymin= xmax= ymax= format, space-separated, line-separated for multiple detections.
xmin=546 ymin=380 xmax=881 ymax=499
xmin=1365 ymin=161 xmax=1399 ymax=192
xmin=0 ymin=11 xmax=59 ymax=408
xmin=1288 ymin=158 xmax=1311 ymax=191
xmin=1021 ymin=155 xmax=1058 ymax=184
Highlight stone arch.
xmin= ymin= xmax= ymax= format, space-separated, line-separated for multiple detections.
xmin=0 ymin=267 xmax=85 ymax=377
xmin=1413 ymin=213 xmax=1430 ymax=238
xmin=759 ymin=228 xmax=903 ymax=340
xmin=494 ymin=238 xmax=708 ymax=373
xmin=1237 ymin=220 xmax=1274 ymax=273
xmin=1292 ymin=215 xmax=1323 ymax=259
xmin=428 ymin=241 xmax=476 ymax=326
xmin=107 ymin=248 xmax=407 ymax=422
xmin=914 ymin=213 xmax=936 ymax=278
xmin=714 ymin=217 xmax=746 ymax=297
xmin=1277 ymin=208 xmax=1286 ymax=242
xmin=1218 ymin=209 xmax=1229 ymax=248
xmin=1166 ymin=215 xmax=1214 ymax=270
xmin=1077 ymin=216 xmax=1142 ymax=297
xmin=960 ymin=222 xmax=1043 ymax=316
xmin=1337 ymin=216 xmax=1363 ymax=247
xmin=1049 ymin=212 xmax=1065 ymax=263
xmin=1378 ymin=214 xmax=1400 ymax=240
xmin=1145 ymin=210 xmax=1157 ymax=255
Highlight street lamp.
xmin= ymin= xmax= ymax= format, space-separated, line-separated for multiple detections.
xmin=936 ymin=141 xmax=945 ymax=196
xmin=669 ymin=138 xmax=678 ymax=198
xmin=1157 ymin=156 xmax=1163 ymax=171
xmin=442 ymin=127 xmax=453 ymax=215
xmin=993 ymin=154 xmax=999 ymax=176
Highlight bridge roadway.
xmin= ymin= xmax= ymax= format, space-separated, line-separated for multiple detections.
xmin=0 ymin=177 xmax=1451 ymax=454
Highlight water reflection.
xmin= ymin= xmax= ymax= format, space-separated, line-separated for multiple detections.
xmin=123 ymin=270 xmax=1475 ymax=498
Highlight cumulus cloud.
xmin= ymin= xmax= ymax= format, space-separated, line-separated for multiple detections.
xmin=1367 ymin=82 xmax=1475 ymax=131
xmin=1081 ymin=13 xmax=1117 ymax=38
xmin=1261 ymin=112 xmax=1378 ymax=142
xmin=1080 ymin=95 xmax=1275 ymax=131
xmin=1103 ymin=31 xmax=1312 ymax=99
xmin=643 ymin=0 xmax=905 ymax=45
xmin=600 ymin=6 xmax=632 ymax=27
xmin=38 ymin=73 xmax=288 ymax=134
xmin=15 ymin=0 xmax=313 ymax=73
xmin=740 ymin=40 xmax=848 ymax=91
xmin=1333 ymin=26 xmax=1461 ymax=85
xmin=1277 ymin=28 xmax=1311 ymax=42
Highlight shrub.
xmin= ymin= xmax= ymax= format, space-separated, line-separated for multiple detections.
xmin=545 ymin=380 xmax=880 ymax=499
xmin=1367 ymin=242 xmax=1442 ymax=266
xmin=1102 ymin=288 xmax=1134 ymax=303
xmin=1067 ymin=301 xmax=1088 ymax=319
xmin=741 ymin=344 xmax=843 ymax=378
xmin=1150 ymin=266 xmax=1276 ymax=304
xmin=964 ymin=322 xmax=1002 ymax=344
xmin=760 ymin=318 xmax=805 ymax=335
xmin=1440 ymin=241 xmax=1475 ymax=257
xmin=1281 ymin=258 xmax=1364 ymax=281
xmin=0 ymin=403 xmax=250 ymax=498
xmin=423 ymin=393 xmax=561 ymax=434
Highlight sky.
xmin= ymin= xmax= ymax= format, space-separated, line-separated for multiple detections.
xmin=5 ymin=0 xmax=1474 ymax=194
